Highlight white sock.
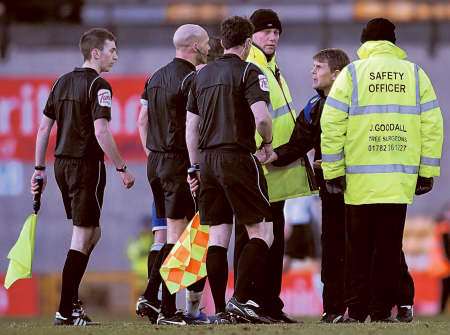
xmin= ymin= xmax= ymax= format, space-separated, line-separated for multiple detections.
xmin=186 ymin=290 xmax=202 ymax=317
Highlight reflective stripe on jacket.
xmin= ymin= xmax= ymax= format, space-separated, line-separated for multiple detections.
xmin=247 ymin=45 xmax=315 ymax=202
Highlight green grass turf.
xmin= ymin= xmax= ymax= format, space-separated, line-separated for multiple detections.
xmin=1 ymin=316 xmax=449 ymax=335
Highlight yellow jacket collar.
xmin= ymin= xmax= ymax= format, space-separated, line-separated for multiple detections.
xmin=357 ymin=40 xmax=407 ymax=60
xmin=247 ymin=44 xmax=277 ymax=71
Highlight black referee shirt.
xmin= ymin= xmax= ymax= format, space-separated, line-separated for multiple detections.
xmin=141 ymin=58 xmax=196 ymax=153
xmin=187 ymin=53 xmax=270 ymax=153
xmin=43 ymin=67 xmax=112 ymax=160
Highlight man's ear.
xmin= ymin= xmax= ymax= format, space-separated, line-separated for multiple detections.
xmin=331 ymin=70 xmax=340 ymax=81
xmin=91 ymin=48 xmax=101 ymax=60
xmin=241 ymin=38 xmax=251 ymax=54
xmin=246 ymin=38 xmax=252 ymax=49
xmin=193 ymin=41 xmax=199 ymax=52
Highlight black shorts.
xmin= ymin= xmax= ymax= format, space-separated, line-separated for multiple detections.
xmin=54 ymin=158 xmax=106 ymax=227
xmin=199 ymin=150 xmax=271 ymax=226
xmin=147 ymin=152 xmax=195 ymax=220
xmin=285 ymin=224 xmax=316 ymax=259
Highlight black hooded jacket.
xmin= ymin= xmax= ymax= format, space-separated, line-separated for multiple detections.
xmin=272 ymin=90 xmax=326 ymax=188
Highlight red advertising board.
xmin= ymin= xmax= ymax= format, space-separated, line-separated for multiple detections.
xmin=0 ymin=76 xmax=147 ymax=162
xmin=0 ymin=275 xmax=39 ymax=316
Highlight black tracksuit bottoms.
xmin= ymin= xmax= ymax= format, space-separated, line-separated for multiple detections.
xmin=320 ymin=191 xmax=346 ymax=315
xmin=345 ymin=203 xmax=407 ymax=321
xmin=398 ymin=250 xmax=415 ymax=306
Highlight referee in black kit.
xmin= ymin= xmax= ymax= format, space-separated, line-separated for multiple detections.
xmin=137 ymin=24 xmax=210 ymax=325
xmin=31 ymin=28 xmax=135 ymax=326
xmin=186 ymin=16 xmax=274 ymax=324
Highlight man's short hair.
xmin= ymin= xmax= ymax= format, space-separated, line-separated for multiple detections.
xmin=207 ymin=37 xmax=224 ymax=62
xmin=220 ymin=16 xmax=254 ymax=50
xmin=79 ymin=28 xmax=116 ymax=61
xmin=313 ymin=48 xmax=350 ymax=72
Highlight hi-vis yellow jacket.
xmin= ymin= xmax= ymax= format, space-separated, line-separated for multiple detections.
xmin=247 ymin=45 xmax=315 ymax=202
xmin=321 ymin=41 xmax=443 ymax=205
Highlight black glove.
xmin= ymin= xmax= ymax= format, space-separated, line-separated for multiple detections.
xmin=415 ymin=176 xmax=433 ymax=195
xmin=325 ymin=176 xmax=346 ymax=194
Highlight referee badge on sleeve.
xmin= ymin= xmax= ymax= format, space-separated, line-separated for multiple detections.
xmin=258 ymin=75 xmax=269 ymax=92
xmin=98 ymin=89 xmax=112 ymax=108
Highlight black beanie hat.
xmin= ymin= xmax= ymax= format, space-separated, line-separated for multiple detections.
xmin=250 ymin=9 xmax=282 ymax=34
xmin=360 ymin=18 xmax=396 ymax=44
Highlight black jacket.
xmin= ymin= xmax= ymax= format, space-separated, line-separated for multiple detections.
xmin=272 ymin=90 xmax=326 ymax=188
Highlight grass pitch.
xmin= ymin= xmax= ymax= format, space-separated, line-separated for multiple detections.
xmin=1 ymin=316 xmax=450 ymax=335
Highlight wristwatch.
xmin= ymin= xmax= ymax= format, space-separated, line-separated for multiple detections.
xmin=261 ymin=137 xmax=273 ymax=145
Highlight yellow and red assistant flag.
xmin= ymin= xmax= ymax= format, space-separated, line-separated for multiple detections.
xmin=160 ymin=213 xmax=209 ymax=294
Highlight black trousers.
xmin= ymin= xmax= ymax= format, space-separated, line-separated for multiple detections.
xmin=320 ymin=191 xmax=346 ymax=315
xmin=345 ymin=203 xmax=407 ymax=321
xmin=234 ymin=200 xmax=285 ymax=314
xmin=398 ymin=250 xmax=415 ymax=306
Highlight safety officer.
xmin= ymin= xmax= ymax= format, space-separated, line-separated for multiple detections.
xmin=234 ymin=9 xmax=316 ymax=323
xmin=321 ymin=18 xmax=443 ymax=322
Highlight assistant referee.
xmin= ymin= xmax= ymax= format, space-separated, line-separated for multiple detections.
xmin=31 ymin=28 xmax=135 ymax=326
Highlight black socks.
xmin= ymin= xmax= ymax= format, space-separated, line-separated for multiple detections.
xmin=160 ymin=243 xmax=176 ymax=316
xmin=72 ymin=252 xmax=89 ymax=303
xmin=206 ymin=246 xmax=228 ymax=313
xmin=147 ymin=250 xmax=160 ymax=279
xmin=143 ymin=249 xmax=163 ymax=302
xmin=58 ymin=249 xmax=89 ymax=317
xmin=234 ymin=238 xmax=269 ymax=305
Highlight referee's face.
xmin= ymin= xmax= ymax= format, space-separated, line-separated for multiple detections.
xmin=252 ymin=28 xmax=280 ymax=56
xmin=99 ymin=39 xmax=118 ymax=73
